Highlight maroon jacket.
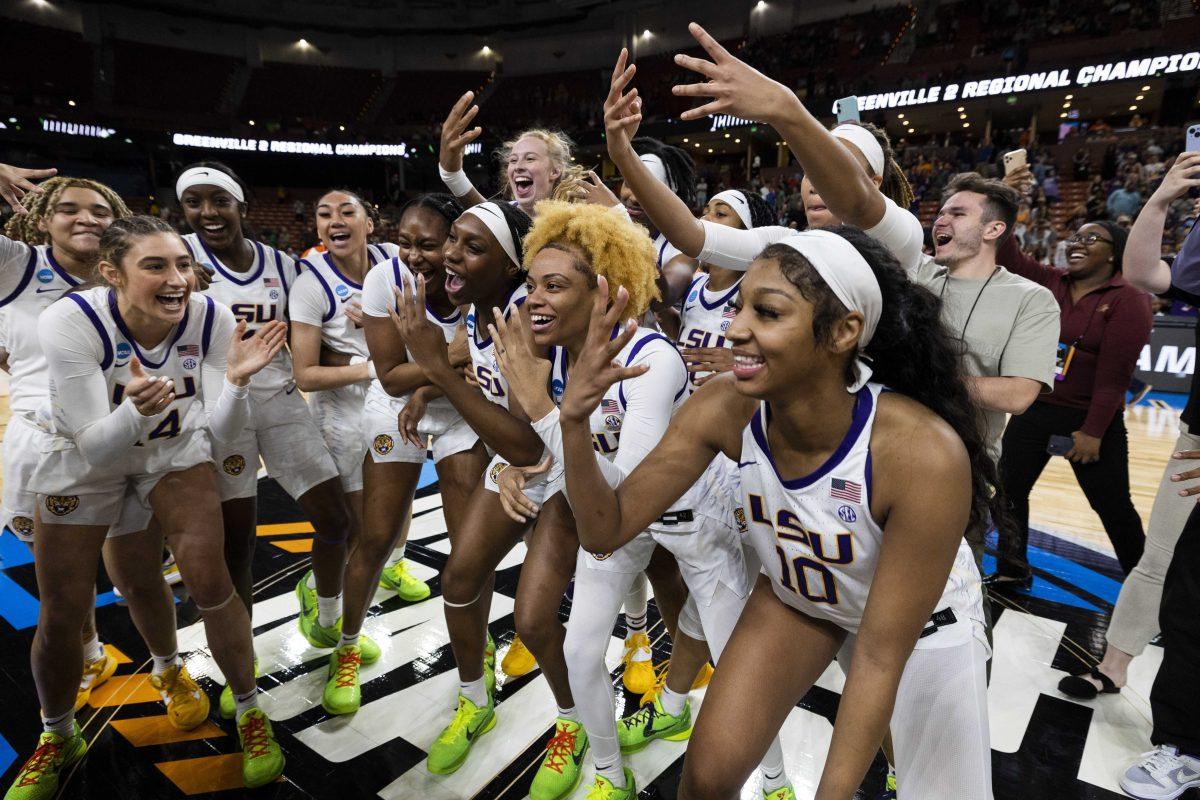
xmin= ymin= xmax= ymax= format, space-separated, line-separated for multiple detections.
xmin=999 ymin=236 xmax=1153 ymax=438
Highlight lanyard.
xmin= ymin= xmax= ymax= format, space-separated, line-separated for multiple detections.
xmin=940 ymin=267 xmax=999 ymax=341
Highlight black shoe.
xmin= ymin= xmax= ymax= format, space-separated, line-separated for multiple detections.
xmin=983 ymin=572 xmax=1033 ymax=592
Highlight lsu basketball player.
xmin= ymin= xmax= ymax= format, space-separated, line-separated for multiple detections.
xmin=288 ymin=189 xmax=414 ymax=694
xmin=557 ymin=225 xmax=997 ymax=800
xmin=8 ymin=216 xmax=288 ymax=798
xmin=0 ymin=167 xmax=205 ymax=741
xmin=175 ymin=162 xmax=358 ymax=716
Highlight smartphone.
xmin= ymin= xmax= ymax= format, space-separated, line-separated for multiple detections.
xmin=1186 ymin=122 xmax=1200 ymax=154
xmin=834 ymin=96 xmax=860 ymax=124
xmin=1047 ymin=434 xmax=1074 ymax=457
xmin=1003 ymin=149 xmax=1028 ymax=176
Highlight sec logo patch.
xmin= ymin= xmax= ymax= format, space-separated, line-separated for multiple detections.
xmin=223 ymin=455 xmax=247 ymax=476
xmin=837 ymin=505 xmax=857 ymax=523
xmin=182 ymin=357 xmax=198 ymax=371
xmin=604 ymin=414 xmax=622 ymax=431
xmin=373 ymin=434 xmax=395 ymax=455
xmin=45 ymin=495 xmax=79 ymax=516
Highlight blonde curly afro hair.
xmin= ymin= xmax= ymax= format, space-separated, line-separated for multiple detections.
xmin=523 ymin=200 xmax=660 ymax=321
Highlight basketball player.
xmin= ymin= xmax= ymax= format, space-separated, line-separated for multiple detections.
xmin=289 ymin=190 xmax=413 ymax=694
xmin=321 ymin=195 xmax=491 ymax=715
xmin=176 ymin=163 xmax=357 ymax=717
xmin=8 ymin=216 xmax=287 ymax=797
xmin=0 ymin=166 xmax=205 ymax=731
xmin=557 ymin=226 xmax=997 ymax=799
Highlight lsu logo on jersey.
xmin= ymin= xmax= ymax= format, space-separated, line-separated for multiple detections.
xmin=36 ymin=267 xmax=54 ymax=284
xmin=45 ymin=495 xmax=80 ymax=516
xmin=222 ymin=455 xmax=247 ymax=476
xmin=231 ymin=303 xmax=280 ymax=325
xmin=373 ymin=434 xmax=394 ymax=455
xmin=10 ymin=515 xmax=33 ymax=539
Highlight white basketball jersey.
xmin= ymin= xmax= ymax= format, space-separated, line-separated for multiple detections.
xmin=549 ymin=328 xmax=697 ymax=529
xmin=738 ymin=383 xmax=981 ymax=641
xmin=465 ymin=282 xmax=528 ymax=409
xmin=361 ymin=257 xmax=463 ymax=417
xmin=295 ymin=243 xmax=398 ymax=360
xmin=48 ymin=287 xmax=219 ymax=471
xmin=678 ymin=272 xmax=741 ymax=391
xmin=0 ymin=244 xmax=87 ymax=422
xmin=184 ymin=234 xmax=301 ymax=400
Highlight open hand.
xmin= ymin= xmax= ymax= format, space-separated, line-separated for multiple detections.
xmin=671 ymin=22 xmax=797 ymax=125
xmin=389 ymin=277 xmax=451 ymax=371
xmin=604 ymin=49 xmax=643 ymax=157
xmin=489 ymin=303 xmax=553 ymax=420
xmin=497 ymin=457 xmax=553 ymax=523
xmin=440 ymin=92 xmax=483 ymax=173
xmin=227 ymin=320 xmax=287 ymax=385
xmin=0 ymin=163 xmax=58 ymax=215
xmin=559 ymin=276 xmax=647 ymax=423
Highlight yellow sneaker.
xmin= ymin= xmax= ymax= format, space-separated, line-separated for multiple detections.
xmin=691 ymin=662 xmax=714 ymax=690
xmin=150 ymin=664 xmax=210 ymax=731
xmin=620 ymin=632 xmax=655 ymax=694
xmin=501 ymin=634 xmax=537 ymax=678
xmin=74 ymin=650 xmax=118 ymax=711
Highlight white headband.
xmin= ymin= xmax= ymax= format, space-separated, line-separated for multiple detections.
xmin=175 ymin=167 xmax=245 ymax=203
xmin=778 ymin=229 xmax=882 ymax=392
xmin=462 ymin=202 xmax=520 ymax=268
xmin=832 ymin=124 xmax=885 ymax=177
xmin=639 ymin=153 xmax=676 ymax=192
xmin=711 ymin=189 xmax=753 ymax=229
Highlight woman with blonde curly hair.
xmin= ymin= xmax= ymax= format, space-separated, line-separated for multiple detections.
xmin=480 ymin=200 xmax=755 ymax=800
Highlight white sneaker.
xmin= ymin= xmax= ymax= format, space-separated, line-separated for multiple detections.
xmin=1120 ymin=745 xmax=1200 ymax=799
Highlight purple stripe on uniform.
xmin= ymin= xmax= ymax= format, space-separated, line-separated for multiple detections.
xmin=66 ymin=293 xmax=114 ymax=370
xmin=201 ymin=295 xmax=216 ymax=356
xmin=618 ymin=332 xmax=683 ymax=410
xmin=751 ymin=387 xmax=874 ymax=491
xmin=0 ymin=247 xmax=38 ymax=308
xmin=698 ymin=276 xmax=742 ymax=310
xmin=199 ymin=236 xmax=265 ymax=286
xmin=303 ymin=259 xmax=338 ymax=323
xmin=107 ymin=289 xmax=191 ymax=369
xmin=45 ymin=249 xmax=83 ymax=287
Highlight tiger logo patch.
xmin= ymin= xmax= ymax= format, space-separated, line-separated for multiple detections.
xmin=223 ymin=455 xmax=247 ymax=476
xmin=373 ymin=434 xmax=395 ymax=455
xmin=489 ymin=461 xmax=509 ymax=484
xmin=11 ymin=515 xmax=33 ymax=537
xmin=589 ymin=551 xmax=612 ymax=562
xmin=45 ymin=495 xmax=79 ymax=517
xmin=734 ymin=507 xmax=748 ymax=534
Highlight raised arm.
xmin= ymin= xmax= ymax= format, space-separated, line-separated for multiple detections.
xmin=438 ymin=92 xmax=488 ymax=209
xmin=0 ymin=162 xmax=58 ymax=214
xmin=1125 ymin=152 xmax=1199 ymax=294
xmin=671 ymin=23 xmax=885 ymax=229
xmin=604 ymin=49 xmax=706 ymax=258
xmin=816 ymin=404 xmax=971 ymax=798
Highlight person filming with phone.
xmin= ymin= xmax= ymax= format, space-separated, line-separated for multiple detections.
xmin=988 ymin=156 xmax=1154 ymax=591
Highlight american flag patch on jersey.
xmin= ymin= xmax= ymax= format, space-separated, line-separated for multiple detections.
xmin=263 ymin=277 xmax=281 ymax=288
xmin=601 ymin=398 xmax=620 ymax=415
xmin=722 ymin=304 xmax=737 ymax=319
xmin=830 ymin=478 xmax=862 ymax=503
xmin=177 ymin=344 xmax=200 ymax=357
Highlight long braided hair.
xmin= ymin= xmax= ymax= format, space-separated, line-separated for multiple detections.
xmin=3 ymin=176 xmax=130 ymax=244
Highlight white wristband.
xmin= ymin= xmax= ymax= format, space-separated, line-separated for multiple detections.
xmin=439 ymin=165 xmax=474 ymax=197
xmin=367 ymin=360 xmax=377 ymax=381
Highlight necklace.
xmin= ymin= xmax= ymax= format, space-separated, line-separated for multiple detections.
xmin=940 ymin=267 xmax=999 ymax=341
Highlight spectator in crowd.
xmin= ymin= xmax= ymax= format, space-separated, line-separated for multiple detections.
xmin=1074 ymin=147 xmax=1092 ymax=180
xmin=1108 ymin=178 xmax=1144 ymax=221
xmin=989 ymin=166 xmax=1153 ymax=590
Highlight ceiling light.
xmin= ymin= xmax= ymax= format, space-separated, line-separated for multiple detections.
xmin=1136 ymin=94 xmax=1144 ymax=100
xmin=898 ymin=113 xmax=905 ymax=118
xmin=959 ymin=113 xmax=967 ymax=119
xmin=1065 ymin=94 xmax=1074 ymax=100
xmin=957 ymin=106 xmax=964 ymax=112
xmin=1062 ymin=102 xmax=1071 ymax=108
xmin=962 ymin=122 xmax=970 ymax=128
xmin=907 ymin=128 xmax=914 ymax=133
xmin=683 ymin=137 xmax=689 ymax=142
xmin=248 ymin=119 xmax=255 ymax=126
xmin=642 ymin=29 xmax=652 ymax=38
xmin=68 ymin=100 xmax=76 ymax=107
xmin=734 ymin=138 xmax=741 ymax=143
xmin=755 ymin=1 xmax=767 ymax=9
xmin=724 ymin=133 xmax=730 ymax=138
xmin=298 ymin=38 xmax=309 ymax=47
xmin=1142 ymin=85 xmax=1150 ymax=91
xmin=707 ymin=148 xmax=713 ymax=153
xmin=1129 ymin=105 xmax=1138 ymax=111
xmin=1060 ymin=112 xmax=1068 ymax=118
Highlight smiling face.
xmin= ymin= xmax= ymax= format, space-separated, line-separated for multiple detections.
xmin=724 ymin=258 xmax=835 ymax=400
xmin=100 ymin=232 xmax=194 ymax=326
xmin=506 ymin=136 xmax=561 ymax=212
xmin=397 ymin=206 xmax=451 ymax=305
xmin=932 ymin=191 xmax=1003 ymax=267
xmin=1064 ymin=222 xmax=1116 ymax=280
xmin=315 ymin=191 xmax=373 ymax=260
xmin=442 ymin=213 xmax=518 ymax=307
xmin=524 ymin=245 xmax=593 ymax=348
xmin=180 ymin=184 xmax=245 ymax=251
xmin=38 ymin=187 xmax=115 ymax=262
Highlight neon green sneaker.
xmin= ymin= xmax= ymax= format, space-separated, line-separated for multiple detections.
xmin=237 ymin=707 xmax=285 ymax=788
xmin=485 ymin=632 xmax=496 ymax=668
xmin=764 ymin=783 xmax=797 ymax=800
xmin=296 ymin=571 xmax=341 ymax=648
xmin=220 ymin=659 xmax=260 ymax=720
xmin=379 ymin=559 xmax=431 ymax=602
xmin=357 ymin=633 xmax=381 ymax=665
xmin=322 ymin=644 xmax=363 ymax=715
xmin=530 ymin=717 xmax=588 ymax=800
xmin=585 ymin=767 xmax=636 ymax=800
xmin=616 ymin=691 xmax=692 ymax=753
xmin=426 ymin=692 xmax=496 ymax=775
xmin=4 ymin=721 xmax=86 ymax=800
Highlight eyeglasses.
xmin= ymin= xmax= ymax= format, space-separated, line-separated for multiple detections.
xmin=1066 ymin=233 xmax=1113 ymax=246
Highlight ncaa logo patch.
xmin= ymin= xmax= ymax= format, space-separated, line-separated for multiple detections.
xmin=115 ymin=342 xmax=132 ymax=362
xmin=335 ymin=284 xmax=350 ymax=299
xmin=551 ymin=378 xmax=566 ymax=399
xmin=837 ymin=505 xmax=857 ymax=523
xmin=223 ymin=455 xmax=247 ymax=476
xmin=182 ymin=357 xmax=197 ymax=371
xmin=373 ymin=434 xmax=394 ymax=455
xmin=11 ymin=515 xmax=33 ymax=538
xmin=688 ymin=290 xmax=699 ymax=302
xmin=36 ymin=267 xmax=54 ymax=284
xmin=45 ymin=495 xmax=79 ymax=516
